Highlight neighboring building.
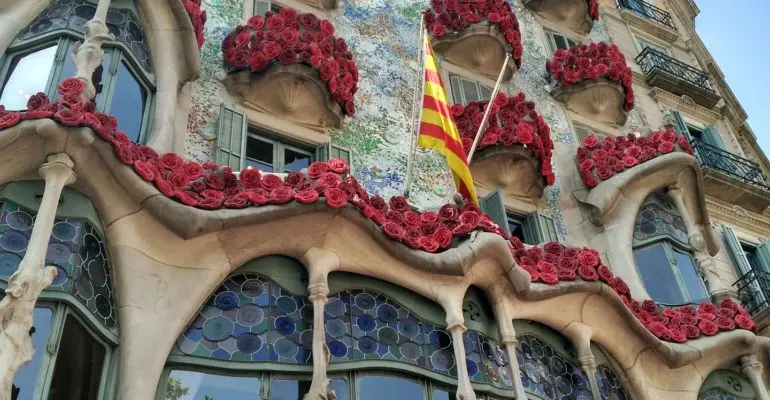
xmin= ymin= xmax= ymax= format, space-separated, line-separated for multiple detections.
xmin=2 ymin=0 xmax=770 ymax=399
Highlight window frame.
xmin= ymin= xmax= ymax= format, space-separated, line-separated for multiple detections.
xmin=634 ymin=35 xmax=670 ymax=56
xmin=447 ymin=74 xmax=493 ymax=105
xmin=544 ymin=29 xmax=577 ymax=53
xmin=0 ymin=30 xmax=156 ymax=142
xmin=632 ymin=239 xmax=709 ymax=305
xmin=245 ymin=126 xmax=316 ymax=173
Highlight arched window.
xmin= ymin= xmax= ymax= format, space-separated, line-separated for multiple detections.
xmin=0 ymin=181 xmax=117 ymax=400
xmin=698 ymin=370 xmax=755 ymax=400
xmin=0 ymin=0 xmax=154 ymax=142
xmin=632 ymin=192 xmax=709 ymax=305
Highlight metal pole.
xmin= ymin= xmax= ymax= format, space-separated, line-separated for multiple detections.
xmin=403 ymin=13 xmax=426 ymax=199
xmin=466 ymin=54 xmax=510 ymax=163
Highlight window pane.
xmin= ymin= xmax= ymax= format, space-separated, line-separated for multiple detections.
xmin=283 ymin=148 xmax=311 ymax=172
xmin=449 ymin=75 xmax=463 ymax=104
xmin=167 ymin=370 xmax=260 ymax=399
xmin=460 ymin=79 xmax=480 ymax=103
xmin=508 ymin=218 xmax=525 ymax=242
xmin=108 ymin=61 xmax=146 ymax=142
xmin=0 ymin=45 xmax=58 ymax=110
xmin=554 ymin=35 xmax=569 ymax=50
xmin=634 ymin=244 xmax=685 ymax=304
xmin=271 ymin=379 xmax=312 ymax=400
xmin=357 ymin=375 xmax=425 ymax=400
xmin=13 ymin=307 xmax=53 ymax=400
xmin=48 ymin=315 xmax=106 ymax=400
xmin=329 ymin=379 xmax=348 ymax=400
xmin=479 ymin=85 xmax=492 ymax=102
xmin=674 ymin=250 xmax=709 ymax=303
xmin=433 ymin=389 xmax=457 ymax=400
xmin=246 ymin=136 xmax=274 ymax=172
xmin=58 ymin=48 xmax=111 ymax=109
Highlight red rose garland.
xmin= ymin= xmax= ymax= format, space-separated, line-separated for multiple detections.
xmin=576 ymin=129 xmax=695 ymax=188
xmin=222 ymin=7 xmax=358 ymax=117
xmin=183 ymin=0 xmax=207 ymax=49
xmin=587 ymin=0 xmax=600 ymax=20
xmin=424 ymin=0 xmax=523 ymax=69
xmin=452 ymin=92 xmax=555 ymax=185
xmin=546 ymin=42 xmax=634 ymax=112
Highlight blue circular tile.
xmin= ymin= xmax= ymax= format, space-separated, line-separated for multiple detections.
xmin=325 ymin=319 xmax=346 ymax=338
xmin=430 ymin=349 xmax=454 ymax=371
xmin=429 ymin=330 xmax=452 ymax=349
xmin=94 ymin=294 xmax=112 ymax=319
xmin=0 ymin=252 xmax=22 ymax=276
xmin=214 ymin=291 xmax=239 ymax=310
xmin=51 ymin=265 xmax=68 ymax=285
xmin=237 ymin=305 xmax=264 ymax=326
xmin=236 ymin=333 xmax=262 ymax=354
xmin=46 ymin=242 xmax=72 ymax=264
xmin=276 ymin=296 xmax=297 ymax=314
xmin=52 ymin=221 xmax=77 ymax=241
xmin=466 ymin=359 xmax=479 ymax=377
xmin=356 ymin=315 xmax=376 ymax=332
xmin=376 ymin=303 xmax=398 ymax=322
xmin=0 ymin=231 xmax=28 ymax=252
xmin=400 ymin=341 xmax=422 ymax=360
xmin=274 ymin=337 xmax=298 ymax=358
xmin=241 ymin=279 xmax=264 ymax=297
xmin=328 ymin=339 xmax=348 ymax=358
xmin=6 ymin=211 xmax=33 ymax=231
xmin=275 ymin=316 xmax=296 ymax=335
xmin=325 ymin=298 xmax=346 ymax=317
xmin=354 ymin=293 xmax=376 ymax=311
xmin=398 ymin=320 xmax=419 ymax=338
xmin=203 ymin=316 xmax=234 ymax=342
xmin=357 ymin=336 xmax=377 ymax=354
xmin=378 ymin=326 xmax=398 ymax=345
xmin=463 ymin=335 xmax=475 ymax=355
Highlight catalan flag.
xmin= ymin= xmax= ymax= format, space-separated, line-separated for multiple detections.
xmin=417 ymin=35 xmax=478 ymax=204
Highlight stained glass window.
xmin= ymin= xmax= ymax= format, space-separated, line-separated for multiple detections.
xmin=516 ymin=334 xmax=593 ymax=399
xmin=595 ymin=365 xmax=631 ymax=400
xmin=176 ymin=273 xmax=313 ymax=363
xmin=0 ymin=200 xmax=117 ymax=328
xmin=633 ymin=196 xmax=689 ymax=246
xmin=698 ymin=389 xmax=743 ymax=400
xmin=463 ymin=331 xmax=514 ymax=390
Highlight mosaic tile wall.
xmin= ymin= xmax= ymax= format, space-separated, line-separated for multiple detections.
xmin=182 ymin=0 xmax=651 ymax=242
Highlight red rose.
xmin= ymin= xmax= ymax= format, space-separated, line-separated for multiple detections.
xmin=247 ymin=15 xmax=265 ymax=29
xmin=224 ymin=194 xmax=249 ymax=209
xmin=324 ymin=187 xmax=347 ymax=208
xmin=403 ymin=211 xmax=421 ymax=228
xmin=699 ymin=303 xmax=716 ymax=315
xmin=269 ymin=187 xmax=294 ymax=204
xmin=717 ymin=317 xmax=735 ymax=331
xmin=698 ymin=319 xmax=719 ymax=336
xmin=57 ymin=77 xmax=85 ymax=96
xmin=154 ymin=176 xmax=175 ymax=197
xmin=370 ymin=196 xmax=388 ymax=212
xmin=319 ymin=19 xmax=335 ymax=36
xmin=537 ymin=260 xmax=556 ymax=274
xmin=168 ymin=171 xmax=191 ymax=190
xmin=559 ymin=257 xmax=579 ymax=271
xmin=716 ymin=307 xmax=736 ymax=319
xmin=578 ymin=265 xmax=598 ymax=281
xmin=517 ymin=124 xmax=534 ymax=144
xmin=239 ymin=168 xmax=261 ymax=188
xmin=389 ymin=196 xmax=409 ymax=212
xmin=181 ymin=162 xmax=203 ymax=181
xmin=669 ymin=328 xmax=686 ymax=343
xmin=54 ymin=109 xmax=83 ymax=127
xmin=282 ymin=172 xmax=304 ymax=187
xmin=679 ymin=305 xmax=696 ymax=316
xmin=459 ymin=211 xmax=480 ymax=227
xmin=204 ymin=173 xmax=225 ymax=190
xmin=681 ymin=324 xmax=700 ymax=339
xmin=577 ymin=250 xmax=599 ymax=267
xmin=579 ymin=159 xmax=595 ymax=172
xmin=540 ymin=272 xmax=558 ymax=285
xmin=266 ymin=15 xmax=285 ymax=30
xmin=26 ymin=92 xmax=49 ymax=110
xmin=244 ymin=189 xmax=269 ymax=205
xmin=557 ymin=268 xmax=577 ymax=281
xmin=160 ymin=153 xmax=184 ymax=171
xmin=433 ymin=228 xmax=453 ymax=248
xmin=300 ymin=13 xmax=318 ymax=29
xmin=419 ymin=236 xmax=440 ymax=253
xmin=308 ymin=162 xmax=329 ymax=179
xmin=582 ymin=134 xmax=599 ymax=149
xmin=438 ymin=204 xmax=458 ymax=221
xmin=622 ymin=156 xmax=638 ymax=168
xmin=658 ymin=142 xmax=675 ymax=153
xmin=735 ymin=314 xmax=755 ymax=330
xmin=198 ymin=196 xmax=224 ymax=210
xmin=317 ymin=172 xmax=341 ymax=188
xmin=641 ymin=300 xmax=657 ymax=314
xmin=386 ymin=210 xmax=404 ymax=224
xmin=543 ymin=242 xmax=563 ymax=254
xmin=382 ymin=221 xmax=405 ymax=240
xmin=699 ymin=312 xmax=716 ymax=321
xmin=0 ymin=111 xmax=22 ymax=129
xmin=294 ymin=189 xmax=319 ymax=204
xmin=174 ymin=190 xmax=199 ymax=207
xmin=201 ymin=189 xmax=226 ymax=201
xmin=260 ymin=174 xmax=283 ymax=191
xmin=610 ymin=277 xmax=630 ymax=295
xmin=452 ymin=223 xmax=475 ymax=237
xmin=328 ymin=158 xmax=349 ymax=174
xmin=647 ymin=321 xmax=670 ymax=339
xmin=133 ymin=160 xmax=156 ymax=181
xmin=597 ymin=265 xmax=613 ymax=282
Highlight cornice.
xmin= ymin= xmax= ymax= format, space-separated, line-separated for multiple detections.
xmin=706 ymin=198 xmax=770 ymax=241
xmin=648 ymin=87 xmax=721 ymax=124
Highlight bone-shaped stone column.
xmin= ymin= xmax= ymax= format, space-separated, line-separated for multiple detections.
xmin=740 ymin=354 xmax=770 ymax=400
xmin=0 ymin=154 xmax=76 ymax=400
xmin=73 ymin=0 xmax=115 ymax=101
xmin=562 ymin=322 xmax=600 ymax=397
xmin=303 ymin=249 xmax=339 ymax=400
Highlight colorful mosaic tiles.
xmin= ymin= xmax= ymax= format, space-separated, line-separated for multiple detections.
xmin=177 ymin=273 xmax=313 ymax=363
xmin=596 ymin=364 xmax=631 ymax=400
xmin=516 ymin=334 xmax=593 ymax=399
xmin=0 ymin=200 xmax=117 ymax=328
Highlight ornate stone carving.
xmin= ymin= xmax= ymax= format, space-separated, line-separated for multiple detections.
xmin=225 ymin=64 xmax=344 ymax=131
xmin=550 ymin=78 xmax=628 ymax=127
xmin=470 ymin=145 xmax=545 ymax=200
xmin=432 ymin=24 xmax=515 ymax=81
xmin=522 ymin=0 xmax=593 ymax=34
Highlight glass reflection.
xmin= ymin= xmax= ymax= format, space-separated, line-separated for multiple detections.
xmin=357 ymin=375 xmax=425 ymax=400
xmin=166 ymin=370 xmax=260 ymax=400
xmin=108 ymin=61 xmax=145 ymax=142
xmin=13 ymin=307 xmax=53 ymax=400
xmin=674 ymin=250 xmax=709 ymax=303
xmin=49 ymin=315 xmax=106 ymax=400
xmin=0 ymin=45 xmax=58 ymax=110
xmin=433 ymin=389 xmax=457 ymax=400
xmin=283 ymin=148 xmax=311 ymax=172
xmin=633 ymin=244 xmax=685 ymax=304
xmin=58 ymin=49 xmax=111 ymax=109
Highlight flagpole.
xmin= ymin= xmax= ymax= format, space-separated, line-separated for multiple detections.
xmin=466 ymin=53 xmax=510 ymax=163
xmin=403 ymin=12 xmax=426 ymax=199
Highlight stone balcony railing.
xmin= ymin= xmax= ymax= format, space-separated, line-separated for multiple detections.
xmin=635 ymin=47 xmax=721 ymax=109
xmin=616 ymin=0 xmax=676 ymax=31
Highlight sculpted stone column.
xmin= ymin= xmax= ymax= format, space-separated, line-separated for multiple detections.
xmin=562 ymin=322 xmax=600 ymax=397
xmin=446 ymin=316 xmax=477 ymax=400
xmin=73 ymin=0 xmax=115 ymax=101
xmin=487 ymin=286 xmax=527 ymax=399
xmin=0 ymin=154 xmax=75 ymax=400
xmin=666 ymin=185 xmax=729 ymax=297
xmin=740 ymin=354 xmax=770 ymax=400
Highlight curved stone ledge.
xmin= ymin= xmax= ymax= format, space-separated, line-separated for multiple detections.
xmin=551 ymin=78 xmax=628 ymax=127
xmin=225 ymin=63 xmax=343 ymax=131
xmin=471 ymin=145 xmax=545 ymax=199
xmin=432 ymin=24 xmax=516 ymax=81
xmin=575 ymin=152 xmax=719 ymax=256
xmin=297 ymin=0 xmax=339 ymax=10
xmin=522 ymin=0 xmax=593 ymax=34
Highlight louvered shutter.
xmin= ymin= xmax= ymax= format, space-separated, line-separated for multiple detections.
xmin=216 ymin=104 xmax=246 ymax=170
xmin=702 ymin=125 xmax=726 ymax=151
xmin=723 ymin=225 xmax=767 ymax=309
xmin=479 ymin=188 xmax=510 ymax=235
xmin=522 ymin=211 xmax=558 ymax=245
xmin=670 ymin=110 xmax=700 ymax=161
xmin=330 ymin=144 xmax=353 ymax=174
xmin=755 ymin=242 xmax=770 ymax=274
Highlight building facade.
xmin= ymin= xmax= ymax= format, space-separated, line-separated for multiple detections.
xmin=0 ymin=0 xmax=770 ymax=399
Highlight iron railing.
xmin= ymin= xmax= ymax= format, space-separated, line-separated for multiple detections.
xmin=635 ymin=47 xmax=714 ymax=94
xmin=734 ymin=269 xmax=770 ymax=315
xmin=691 ymin=138 xmax=770 ymax=191
xmin=616 ymin=0 xmax=677 ymax=30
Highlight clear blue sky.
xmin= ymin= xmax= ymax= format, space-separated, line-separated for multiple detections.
xmin=695 ymin=2 xmax=770 ymax=157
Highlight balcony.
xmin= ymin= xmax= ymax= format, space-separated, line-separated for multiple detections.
xmin=616 ymin=0 xmax=676 ymax=31
xmin=734 ymin=269 xmax=770 ymax=329
xmin=635 ymin=48 xmax=721 ymax=109
xmin=692 ymin=138 xmax=770 ymax=213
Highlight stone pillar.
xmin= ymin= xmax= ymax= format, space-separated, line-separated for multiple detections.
xmin=446 ymin=317 xmax=477 ymax=400
xmin=740 ymin=354 xmax=770 ymax=400
xmin=562 ymin=322 xmax=600 ymax=397
xmin=666 ymin=185 xmax=729 ymax=298
xmin=488 ymin=288 xmax=527 ymax=399
xmin=0 ymin=153 xmax=75 ymax=400
xmin=73 ymin=0 xmax=115 ymax=101
xmin=305 ymin=281 xmax=333 ymax=400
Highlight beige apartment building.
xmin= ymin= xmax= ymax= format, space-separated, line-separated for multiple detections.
xmin=0 ymin=0 xmax=769 ymax=399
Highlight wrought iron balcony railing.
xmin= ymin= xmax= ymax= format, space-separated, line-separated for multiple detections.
xmin=635 ymin=47 xmax=714 ymax=95
xmin=616 ymin=0 xmax=676 ymax=31
xmin=691 ymin=138 xmax=770 ymax=192
xmin=734 ymin=269 xmax=770 ymax=315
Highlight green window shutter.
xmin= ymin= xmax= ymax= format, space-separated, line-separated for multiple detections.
xmin=669 ymin=110 xmax=691 ymax=140
xmin=254 ymin=0 xmax=271 ymax=14
xmin=722 ymin=226 xmax=752 ymax=276
xmin=522 ymin=211 xmax=558 ymax=245
xmin=216 ymin=104 xmax=246 ymax=170
xmin=315 ymin=142 xmax=329 ymax=162
xmin=755 ymin=242 xmax=770 ymax=274
xmin=723 ymin=225 xmax=768 ymax=308
xmin=331 ymin=143 xmax=353 ymax=174
xmin=479 ymin=188 xmax=510 ymax=235
xmin=702 ymin=125 xmax=726 ymax=151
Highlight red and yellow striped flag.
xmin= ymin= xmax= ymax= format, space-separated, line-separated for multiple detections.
xmin=417 ymin=35 xmax=478 ymax=204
